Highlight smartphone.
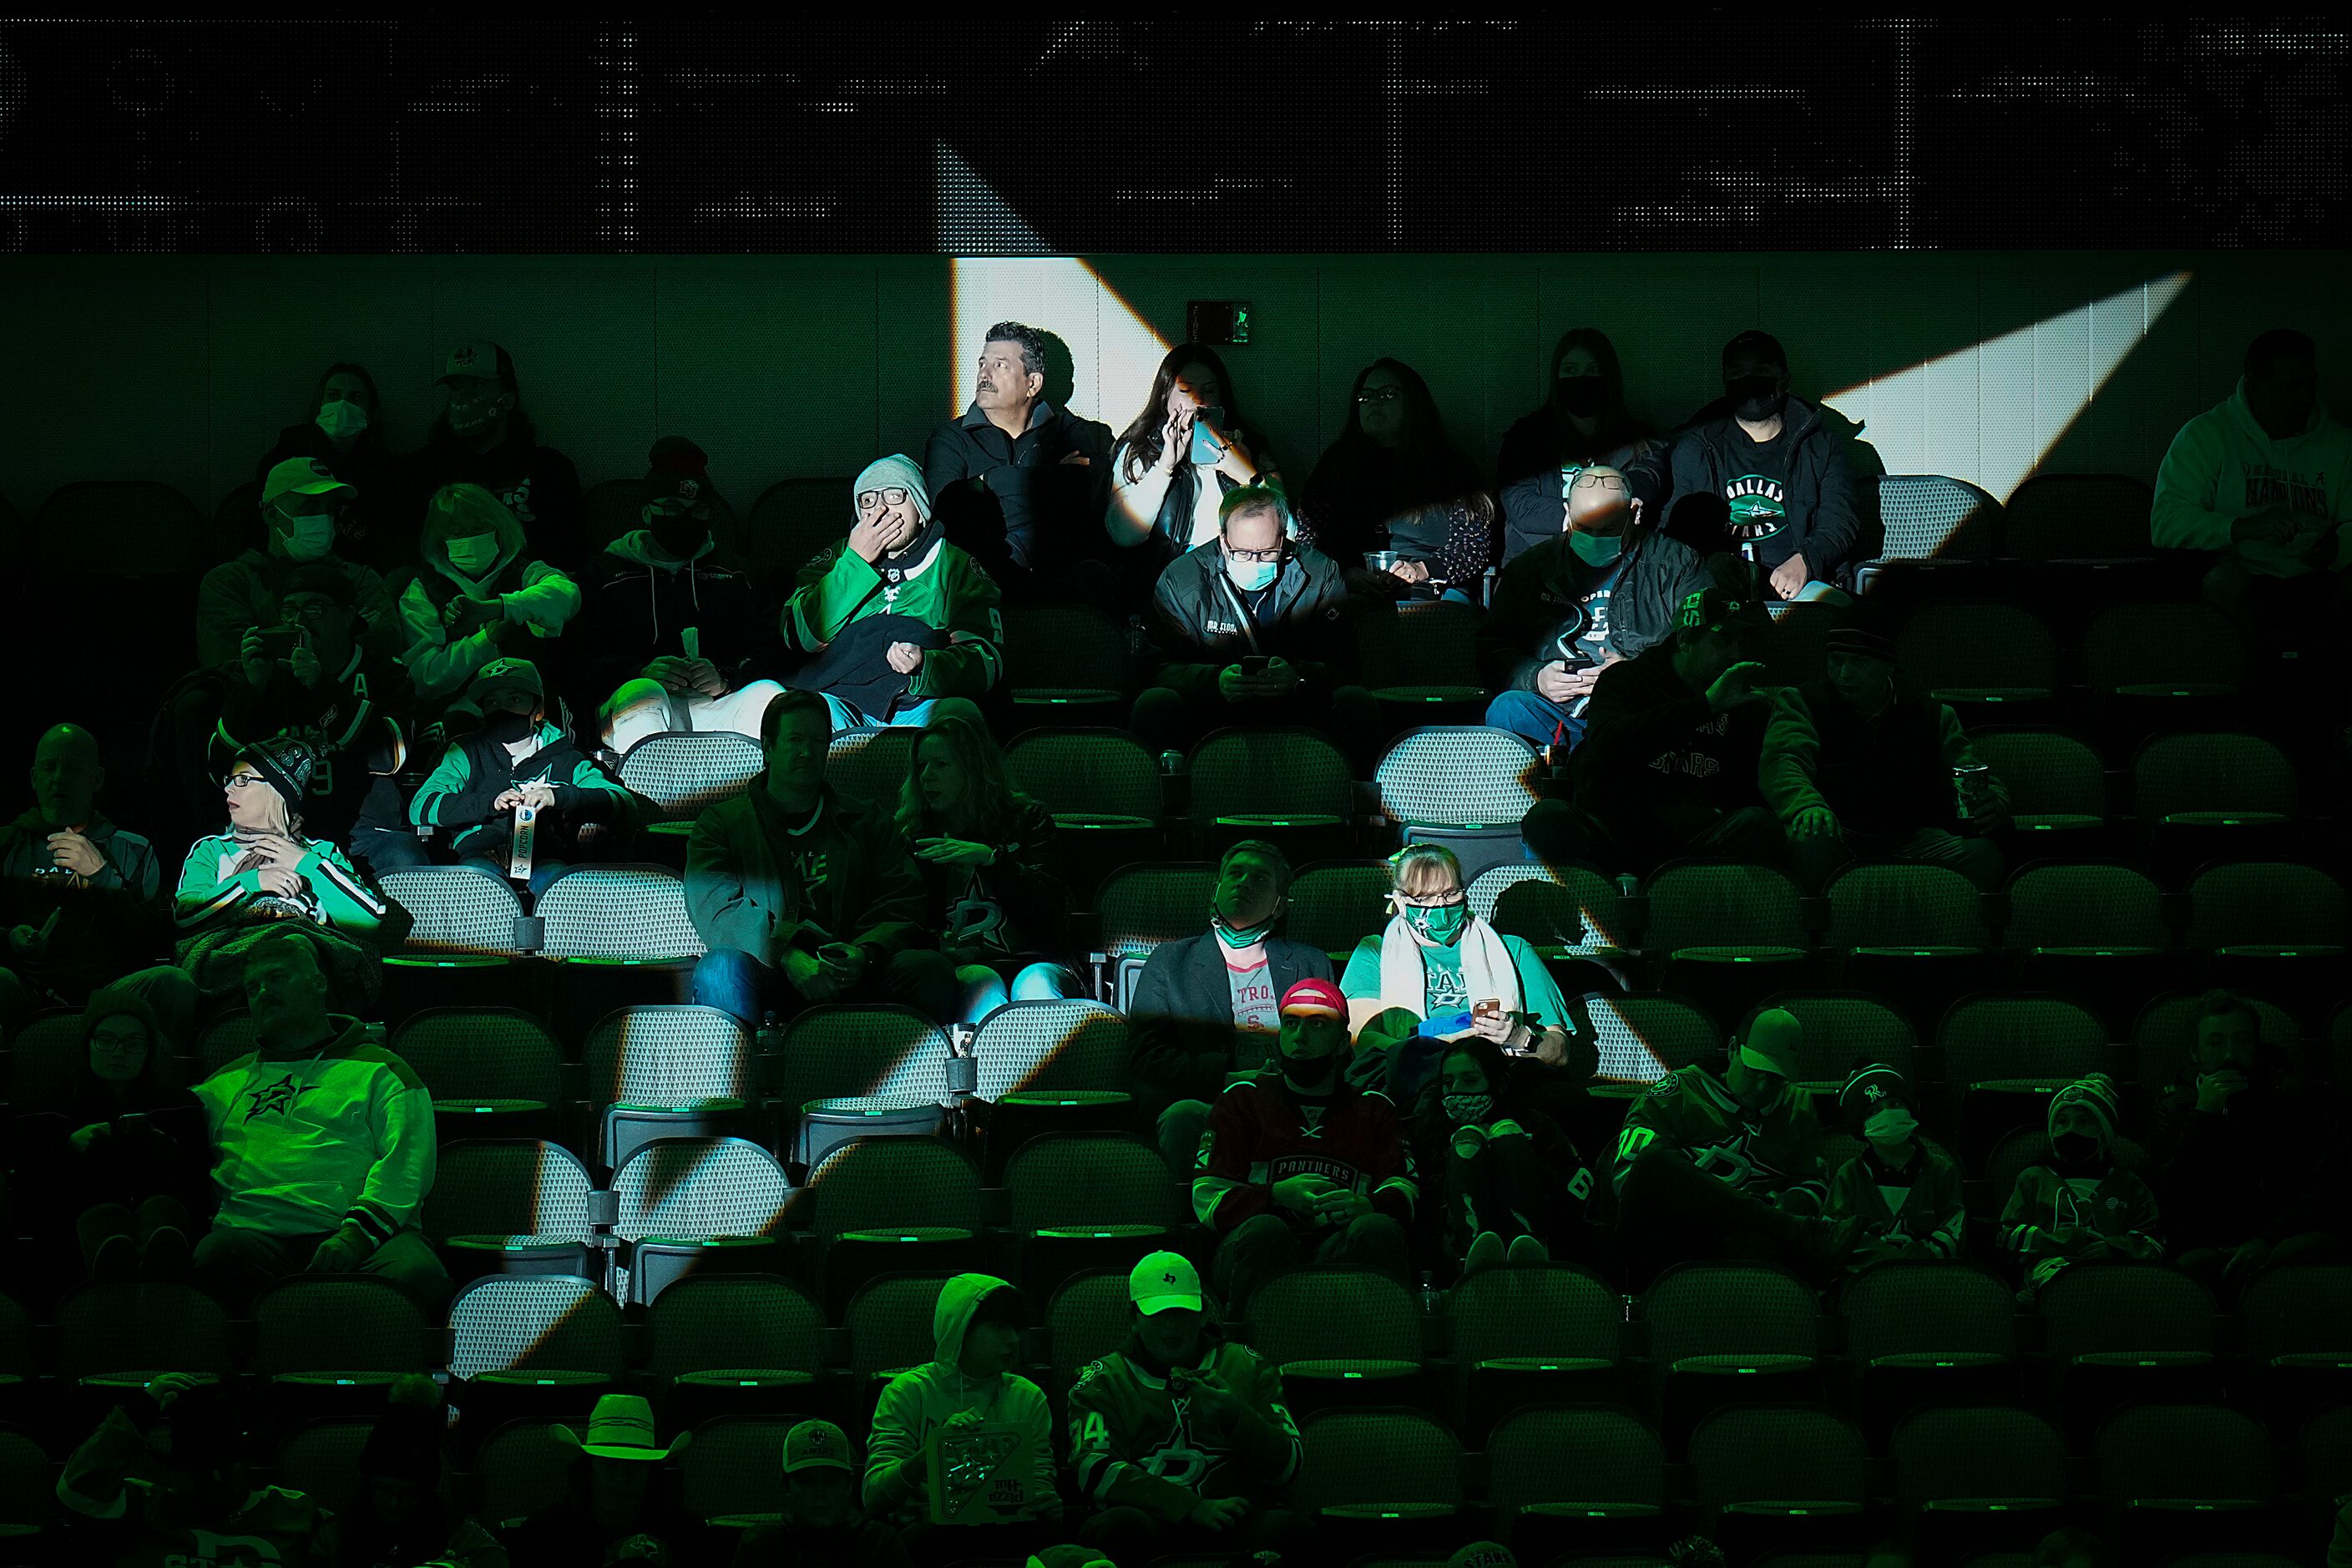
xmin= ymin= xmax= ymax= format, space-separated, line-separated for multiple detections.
xmin=1240 ymin=654 xmax=1270 ymax=676
xmin=1189 ymin=407 xmax=1227 ymax=465
xmin=254 ymin=625 xmax=304 ymax=659
xmin=1473 ymin=999 xmax=1502 ymax=1022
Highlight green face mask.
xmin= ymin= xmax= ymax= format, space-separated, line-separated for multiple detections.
xmin=1212 ymin=913 xmax=1272 ymax=950
xmin=1404 ymin=900 xmax=1469 ymax=947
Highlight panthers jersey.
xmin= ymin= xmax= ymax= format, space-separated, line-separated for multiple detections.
xmin=1068 ymin=1339 xmax=1302 ymax=1523
xmin=1612 ymin=1063 xmax=1827 ymax=1206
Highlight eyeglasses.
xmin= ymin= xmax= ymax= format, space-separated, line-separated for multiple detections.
xmin=1355 ymin=386 xmax=1403 ymax=404
xmin=857 ymin=487 xmax=911 ymax=510
xmin=1224 ymin=545 xmax=1283 ymax=563
xmin=648 ymin=500 xmax=711 ymax=520
xmin=1396 ymin=892 xmax=1467 ymax=909
xmin=1574 ymin=473 xmax=1629 ymax=493
xmin=224 ymin=772 xmax=266 ymax=791
xmin=280 ymin=601 xmax=336 ymax=625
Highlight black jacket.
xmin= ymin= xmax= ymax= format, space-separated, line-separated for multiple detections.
xmin=1142 ymin=540 xmax=1354 ymax=700
xmin=396 ymin=431 xmax=587 ymax=570
xmin=1407 ymin=1088 xmax=1596 ymax=1264
xmin=1495 ymin=406 xmax=1662 ymax=494
xmin=2147 ymin=1048 xmax=2335 ymax=1252
xmin=564 ymin=530 xmax=778 ymax=702
xmin=913 ymin=798 xmax=1068 ymax=962
xmin=923 ymin=400 xmax=1114 ymax=576
xmin=1125 ymin=932 xmax=1333 ymax=1112
xmin=257 ymin=423 xmax=404 ymax=570
xmin=1665 ymin=394 xmax=1864 ymax=578
xmin=1476 ymin=525 xmax=1710 ymax=693
xmin=1569 ymin=641 xmax=1769 ymax=859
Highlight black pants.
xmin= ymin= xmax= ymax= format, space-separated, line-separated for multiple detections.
xmin=1613 ymin=1146 xmax=1815 ymax=1290
xmin=1211 ymin=1211 xmax=1411 ymax=1321
xmin=1522 ymin=797 xmax=1783 ymax=879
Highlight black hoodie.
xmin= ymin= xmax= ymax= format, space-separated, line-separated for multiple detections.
xmin=565 ymin=528 xmax=778 ymax=703
xmin=1664 ymin=393 xmax=1864 ymax=579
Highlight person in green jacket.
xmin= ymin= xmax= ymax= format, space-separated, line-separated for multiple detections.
xmin=781 ymin=455 xmax=1004 ymax=731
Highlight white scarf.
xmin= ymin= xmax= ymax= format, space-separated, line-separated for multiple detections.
xmin=1377 ymin=910 xmax=1520 ymax=1019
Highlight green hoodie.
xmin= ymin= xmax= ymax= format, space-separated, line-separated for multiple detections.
xmin=862 ymin=1273 xmax=1055 ymax=1522
xmin=397 ymin=495 xmax=581 ymax=702
xmin=2153 ymin=378 xmax=2352 ymax=576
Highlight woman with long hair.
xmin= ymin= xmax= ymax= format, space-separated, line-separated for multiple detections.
xmin=1108 ymin=342 xmax=1282 ymax=567
xmin=1495 ymin=327 xmax=1668 ymax=562
xmin=258 ymin=362 xmax=399 ymax=564
xmin=1301 ymin=358 xmax=1491 ymax=597
xmin=1409 ymin=1034 xmax=1599 ymax=1279
xmin=895 ymin=713 xmax=1080 ymax=1023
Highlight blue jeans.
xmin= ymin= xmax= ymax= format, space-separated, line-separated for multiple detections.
xmin=953 ymin=960 xmax=1085 ymax=1024
xmin=821 ymin=695 xmax=938 ymax=732
xmin=694 ymin=944 xmax=960 ymax=1025
xmin=1485 ymin=689 xmax=1587 ymax=751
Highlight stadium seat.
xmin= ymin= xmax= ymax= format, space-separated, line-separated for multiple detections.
xmin=1375 ymin=726 xmax=1542 ymax=889
xmin=618 ymin=731 xmax=766 ymax=822
xmin=1355 ymin=599 xmax=1485 ymax=716
xmin=1763 ymin=598 xmax=1835 ymax=688
xmin=1897 ymin=600 xmax=2058 ymax=717
xmin=1247 ymin=1270 xmax=1424 ymax=1409
xmin=2186 ymin=861 xmax=2349 ymax=1018
xmin=1283 ymin=860 xmax=1392 ymax=963
xmin=1188 ymin=727 xmax=1353 ymax=862
xmin=2039 ymin=1263 xmax=2219 ymax=1438
xmin=1889 ymin=1405 xmax=2066 ymax=1546
xmin=1047 ymin=1270 xmax=1135 ymax=1394
xmin=422 ymin=1139 xmax=597 ymax=1281
xmin=272 ymin=1420 xmax=372 ymax=1516
xmin=391 ymin=1007 xmax=561 ymax=1133
xmin=1820 ymin=862 xmax=1991 ymax=1025
xmin=1565 ymin=991 xmax=1720 ymax=1094
xmin=1004 ymin=729 xmax=1164 ymax=894
xmin=1643 ymin=1262 xmax=1822 ymax=1444
xmin=35 ymin=480 xmax=208 ymax=576
xmin=1474 ymin=861 xmax=1636 ymax=955
xmin=609 ymin=1136 xmax=790 ymax=1306
xmin=535 ymin=864 xmax=704 ymax=961
xmin=2081 ymin=603 xmax=2248 ymax=746
xmin=970 ymin=996 xmax=1131 ymax=1101
xmin=3 ymin=1008 xmax=83 ymax=1113
xmin=0 ymin=1432 xmax=53 ymax=1535
xmin=2302 ymin=1405 xmax=2352 ymax=1540
xmin=844 ymin=1272 xmax=953 ymax=1407
xmin=473 ymin=1420 xmax=575 ymax=1525
xmin=1092 ymin=862 xmax=1218 ymax=1010
xmin=2134 ymin=731 xmax=2299 ymax=876
xmin=580 ymin=476 xmax=644 ymax=550
xmin=1292 ymin=1406 xmax=1464 ymax=1528
xmin=1980 ymin=1127 xmax=2052 ymax=1213
xmin=2001 ymin=864 xmax=2173 ymax=1033
xmin=800 ymin=1137 xmax=980 ymax=1313
xmin=1000 ymin=603 xmax=1133 ymax=720
xmin=447 ymin=1274 xmax=624 ymax=1392
xmin=378 ymin=865 xmax=527 ymax=954
xmin=821 ymin=726 xmax=913 ymax=810
xmin=1935 ymin=994 xmax=2110 ymax=1163
xmin=1003 ymin=1132 xmax=1178 ymax=1292
xmin=1485 ymin=1404 xmax=1663 ymax=1545
xmin=1641 ymin=861 xmax=1813 ymax=1027
xmin=1749 ymin=992 xmax=1920 ymax=1095
xmin=57 ymin=1282 xmax=230 ymax=1384
xmin=2093 ymin=1404 xmax=2274 ymax=1557
xmin=2128 ymin=990 xmax=2302 ymax=1103
xmin=0 ymin=1292 xmax=29 ymax=1410
xmin=196 ymin=1009 xmax=261 ymax=1076
xmin=680 ymin=1415 xmax=800 ymax=1524
xmin=583 ymin=1004 xmax=756 ymax=1171
xmin=1970 ymin=730 xmax=2108 ymax=842
xmin=2000 ymin=473 xmax=2156 ymax=564
xmin=744 ymin=478 xmax=850 ymax=589
xmin=646 ymin=1275 xmax=825 ymax=1424
xmin=774 ymin=1004 xmax=953 ymax=1171
xmin=1839 ymin=1262 xmax=2020 ymax=1438
xmin=2238 ymin=1265 xmax=2352 ymax=1426
xmin=253 ymin=1276 xmax=429 ymax=1416
xmin=1688 ymin=1404 xmax=1869 ymax=1550
xmin=1444 ymin=1264 xmax=1623 ymax=1437
xmin=1873 ymin=473 xmax=2003 ymax=566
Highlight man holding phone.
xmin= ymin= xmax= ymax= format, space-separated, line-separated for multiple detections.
xmin=195 ymin=457 xmax=399 ymax=671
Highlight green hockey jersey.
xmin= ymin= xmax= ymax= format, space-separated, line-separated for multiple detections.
xmin=1067 ymin=1338 xmax=1301 ymax=1522
xmin=1612 ymin=1063 xmax=1827 ymax=1206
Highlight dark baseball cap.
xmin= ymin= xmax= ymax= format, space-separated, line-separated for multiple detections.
xmin=1677 ymin=587 xmax=1770 ymax=638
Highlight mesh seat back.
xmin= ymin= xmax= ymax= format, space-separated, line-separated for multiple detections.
xmin=2187 ymin=862 xmax=2350 ymax=949
xmin=973 ymin=998 xmax=1130 ymax=1098
xmin=1487 ymin=1405 xmax=1662 ymax=1515
xmin=2001 ymin=473 xmax=2155 ymax=561
xmin=776 ymin=1004 xmax=953 ymax=1108
xmin=1643 ymin=862 xmax=1804 ymax=951
xmin=1937 ymin=995 xmax=2107 ymax=1086
xmin=1761 ymin=994 xmax=1920 ymax=1084
xmin=2304 ymin=1405 xmax=2352 ymax=1514
xmin=0 ymin=1429 xmax=48 ymax=1529
xmin=4 ymin=1009 xmax=85 ymax=1113
xmin=827 ymin=728 xmax=917 ymax=808
xmin=1094 ymin=865 xmax=1219 ymax=960
xmin=611 ymin=1137 xmax=790 ymax=1242
xmin=1645 ymin=1263 xmax=1818 ymax=1367
xmin=2129 ymin=991 xmax=2300 ymax=1096
xmin=1824 ymin=862 xmax=1989 ymax=950
xmin=1190 ymin=730 xmax=1352 ymax=824
xmin=1984 ymin=1128 xmax=2053 ymax=1203
xmin=846 ymin=1273 xmax=952 ymax=1378
xmin=2039 ymin=1263 xmax=2215 ymax=1360
xmin=1891 ymin=1406 xmax=2066 ymax=1505
xmin=0 ymin=1292 xmax=29 ymax=1378
xmin=1005 ymin=731 xmax=1161 ymax=820
xmin=2084 ymin=602 xmax=2248 ymax=691
xmin=1763 ymin=599 xmax=1836 ymax=686
xmin=1294 ymin=1408 xmax=1464 ymax=1514
xmin=2006 ymin=865 xmax=2167 ymax=951
xmin=58 ymin=1283 xmax=228 ymax=1378
xmin=619 ymin=731 xmax=766 ymax=820
xmin=36 ymin=480 xmax=207 ymax=574
xmin=1050 ymin=1271 xmax=1139 ymax=1388
xmin=378 ymin=867 xmax=524 ymax=954
xmin=1897 ymin=602 xmax=2056 ymax=694
xmin=537 ymin=865 xmax=704 ymax=959
xmin=448 ymin=1275 xmax=625 ymax=1379
xmin=1971 ymin=731 xmax=2106 ymax=826
xmin=423 ymin=1139 xmax=594 ymax=1244
xmin=1001 ymin=604 xmax=1131 ymax=693
xmin=745 ymin=479 xmax=849 ymax=583
xmin=680 ymin=1416 xmax=796 ymax=1520
xmin=1004 ymin=1133 xmax=1177 ymax=1232
xmin=585 ymin=1005 xmax=752 ymax=1108
xmin=1375 ymin=727 xmax=1540 ymax=827
xmin=273 ymin=1423 xmax=372 ymax=1515
xmin=197 ymin=1010 xmax=262 ymax=1075
xmin=1692 ymin=1405 xmax=1868 ymax=1507
xmin=1571 ymin=992 xmax=1719 ymax=1084
xmin=1283 ymin=862 xmax=1392 ymax=956
xmin=1250 ymin=1270 xmax=1422 ymax=1366
xmin=1446 ymin=1264 xmax=1621 ymax=1367
xmin=1877 ymin=475 xmax=2001 ymax=563
xmin=2134 ymin=732 xmax=2297 ymax=820
xmin=1474 ymin=864 xmax=1631 ymax=951
xmin=1358 ymin=600 xmax=1482 ymax=689
xmin=2095 ymin=1404 xmax=2271 ymax=1501
xmin=1840 ymin=1262 xmax=2016 ymax=1365
xmin=255 ymin=1277 xmax=427 ymax=1374
xmin=2238 ymin=1265 xmax=2352 ymax=1361
xmin=647 ymin=1276 xmax=824 ymax=1378
xmin=475 ymin=1422 xmax=575 ymax=1525
xmin=392 ymin=1009 xmax=562 ymax=1104
xmin=805 ymin=1137 xmax=980 ymax=1237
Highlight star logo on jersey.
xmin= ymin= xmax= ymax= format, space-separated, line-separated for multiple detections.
xmin=243 ymin=1072 xmax=311 ymax=1124
xmin=1723 ymin=474 xmax=1787 ymax=541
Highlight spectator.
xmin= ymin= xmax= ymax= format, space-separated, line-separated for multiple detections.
xmin=397 ymin=341 xmax=587 ymax=569
xmin=730 ymin=1419 xmax=908 ymax=1568
xmin=2147 ymin=989 xmax=2342 ymax=1292
xmin=189 ymin=927 xmax=446 ymax=1313
xmin=0 ymin=722 xmax=169 ymax=1029
xmin=258 ymin=362 xmax=401 ymax=569
xmin=367 ymin=657 xmax=635 ymax=894
xmin=1824 ymin=1062 xmax=1964 ymax=1272
xmin=1302 ymin=358 xmax=1490 ymax=598
xmin=337 ymin=1376 xmax=505 ymax=1568
xmin=168 ymin=737 xmax=397 ymax=1014
xmin=197 ymin=457 xmax=400 ymax=671
xmin=58 ymin=1372 xmax=336 ymax=1567
xmin=863 ymin=1275 xmax=1060 ymax=1554
xmin=1495 ymin=327 xmax=1665 ymax=539
xmin=1519 ymin=587 xmax=1781 ymax=878
xmin=1760 ymin=600 xmax=2007 ymax=893
xmin=686 ymin=689 xmax=954 ymax=1025
xmin=573 ymin=448 xmax=782 ymax=756
xmin=1195 ymin=978 xmax=1418 ymax=1318
xmin=504 ymin=1393 xmax=701 ymax=1568
xmin=1409 ymin=1035 xmax=1600 ymax=1279
xmin=1666 ymin=330 xmax=1864 ymax=598
xmin=1339 ymin=844 xmax=1575 ymax=1100
xmin=1068 ymin=1251 xmax=1305 ymax=1562
xmin=2153 ymin=327 xmax=2352 ymax=643
xmin=1108 ymin=343 xmax=1278 ymax=571
xmin=1611 ymin=1007 xmax=1828 ymax=1288
xmin=781 ymin=458 xmax=1004 ymax=731
xmin=51 ymin=988 xmax=210 ymax=1279
xmin=397 ymin=482 xmax=581 ymax=711
xmin=923 ymin=321 xmax=1113 ymax=596
xmin=895 ymin=712 xmax=1080 ymax=1024
xmin=1129 ymin=484 xmax=1370 ymax=760
xmin=2000 ymin=1072 xmax=2162 ymax=1302
xmin=1127 ymin=840 xmax=1334 ymax=1171
xmin=1478 ymin=463 xmax=1713 ymax=752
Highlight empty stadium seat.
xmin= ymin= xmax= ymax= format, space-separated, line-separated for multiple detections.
xmin=1091 ymin=862 xmax=1217 ymax=1009
xmin=800 ymin=1137 xmax=980 ymax=1312
xmin=57 ymin=1282 xmax=230 ymax=1384
xmin=1003 ymin=728 xmax=1163 ymax=891
xmin=745 ymin=478 xmax=850 ymax=588
xmin=1643 ymin=1263 xmax=1822 ymax=1444
xmin=254 ymin=1276 xmax=428 ymax=1415
xmin=2186 ymin=861 xmax=2349 ymax=1018
xmin=1859 ymin=474 xmax=2001 ymax=606
xmin=1284 ymin=860 xmax=1393 ymax=960
xmin=1641 ymin=860 xmax=1812 ymax=1026
xmin=1897 ymin=600 xmax=2058 ymax=715
xmin=1188 ymin=728 xmax=1353 ymax=862
xmin=774 ymin=1004 xmax=953 ymax=1170
xmin=1565 ymin=991 xmax=1719 ymax=1092
xmin=1355 ymin=598 xmax=1485 ymax=713
xmin=2000 ymin=473 xmax=2156 ymax=563
xmin=2082 ymin=603 xmax=2248 ymax=746
xmin=2001 ymin=864 xmax=2172 ymax=1031
xmin=1889 ymin=1405 xmax=2066 ymax=1546
xmin=1689 ymin=1404 xmax=1869 ymax=1546
xmin=609 ymin=1136 xmax=790 ymax=1306
xmin=1750 ymin=992 xmax=1920 ymax=1095
xmin=1821 ymin=861 xmax=1991 ymax=1023
xmin=535 ymin=864 xmax=705 ymax=960
xmin=844 ymin=1272 xmax=953 ymax=1392
xmin=2238 ymin=1264 xmax=2352 ymax=1425
xmin=422 ymin=1139 xmax=597 ymax=1281
xmin=391 ymin=1007 xmax=561 ymax=1131
xmin=618 ymin=731 xmax=766 ymax=822
xmin=646 ymin=1274 xmax=825 ymax=1422
xmin=1970 ymin=730 xmax=2108 ymax=840
xmin=2135 ymin=731 xmax=2299 ymax=876
xmin=1485 ymin=1404 xmax=1663 ymax=1539
xmin=1935 ymin=994 xmax=2110 ymax=1162
xmin=1473 ymin=862 xmax=1635 ymax=954
xmin=1004 ymin=1131 xmax=1178 ymax=1293
xmin=1839 ymin=1262 xmax=2019 ymax=1436
xmin=1375 ymin=726 xmax=1541 ymax=888
xmin=2040 ymin=1263 xmax=2219 ymax=1437
xmin=3 ymin=1008 xmax=83 ymax=1113
xmin=823 ymin=726 xmax=915 ymax=809
xmin=1292 ymin=1406 xmax=1464 ymax=1524
xmin=583 ymin=1004 xmax=756 ymax=1171
xmin=2093 ymin=1404 xmax=2274 ymax=1557
xmin=1444 ymin=1264 xmax=1623 ymax=1436
xmin=1248 ymin=1270 xmax=1424 ymax=1407
xmin=378 ymin=865 xmax=527 ymax=954
xmin=680 ymin=1414 xmax=799 ymax=1523
xmin=447 ymin=1273 xmax=625 ymax=1390
xmin=473 ymin=1420 xmax=575 ymax=1525
xmin=1000 ymin=603 xmax=1133 ymax=719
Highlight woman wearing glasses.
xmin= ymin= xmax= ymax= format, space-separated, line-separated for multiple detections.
xmin=1107 ymin=342 xmax=1282 ymax=570
xmin=1301 ymin=359 xmax=1492 ymax=601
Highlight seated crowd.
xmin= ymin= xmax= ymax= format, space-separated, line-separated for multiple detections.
xmin=1 ymin=316 xmax=2349 ymax=1568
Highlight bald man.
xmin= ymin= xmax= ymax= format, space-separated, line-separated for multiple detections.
xmin=1475 ymin=465 xmax=1714 ymax=752
xmin=0 ymin=725 xmax=169 ymax=1027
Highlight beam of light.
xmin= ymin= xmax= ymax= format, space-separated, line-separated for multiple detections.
xmin=1827 ymin=270 xmax=2193 ymax=506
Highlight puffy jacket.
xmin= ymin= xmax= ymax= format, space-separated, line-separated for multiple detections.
xmin=1141 ymin=539 xmax=1354 ymax=699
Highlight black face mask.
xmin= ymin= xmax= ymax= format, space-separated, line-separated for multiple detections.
xmin=1726 ymin=375 xmax=1785 ymax=423
xmin=1279 ymin=1048 xmax=1339 ymax=1092
xmin=1556 ymin=375 xmax=1606 ymax=418
xmin=480 ymin=711 xmax=535 ymax=744
xmin=650 ymin=513 xmax=709 ymax=559
xmin=2051 ymin=1130 xmax=2102 ymax=1166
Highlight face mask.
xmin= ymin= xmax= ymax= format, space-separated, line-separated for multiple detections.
xmin=1279 ymin=1047 xmax=1339 ymax=1092
xmin=2051 ymin=1130 xmax=2102 ymax=1166
xmin=650 ymin=513 xmax=709 ymax=559
xmin=1556 ymin=375 xmax=1606 ymax=418
xmin=1726 ymin=375 xmax=1785 ymax=423
xmin=480 ymin=710 xmax=536 ymax=745
xmin=446 ymin=390 xmax=505 ymax=437
xmin=1443 ymin=1092 xmax=1494 ymax=1125
xmin=316 ymin=399 xmax=368 ymax=440
xmin=1569 ymin=528 xmax=1624 ymax=567
xmin=1226 ymin=554 xmax=1278 ymax=593
xmin=445 ymin=533 xmax=500 ymax=575
xmin=276 ymin=508 xmax=337 ymax=562
xmin=1404 ymin=901 xmax=1469 ymax=947
xmin=1863 ymin=1106 xmax=1918 ymax=1146
xmin=1211 ymin=913 xmax=1272 ymax=950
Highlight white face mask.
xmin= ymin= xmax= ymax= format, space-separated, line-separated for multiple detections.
xmin=1226 ymin=555 xmax=1279 ymax=592
xmin=276 ymin=508 xmax=337 ymax=562
xmin=445 ymin=532 xmax=500 ymax=575
xmin=1864 ymin=1106 xmax=1919 ymax=1146
xmin=316 ymin=399 xmax=368 ymax=440
xmin=1569 ymin=528 xmax=1624 ymax=567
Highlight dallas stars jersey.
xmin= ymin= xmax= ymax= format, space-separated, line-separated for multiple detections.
xmin=1612 ymin=1064 xmax=1826 ymax=1206
xmin=1068 ymin=1340 xmax=1301 ymax=1522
